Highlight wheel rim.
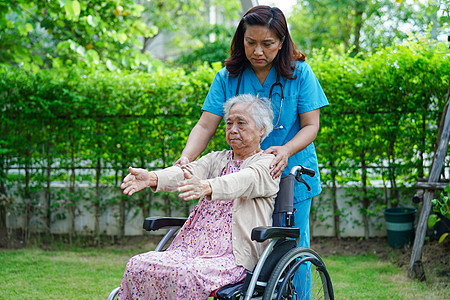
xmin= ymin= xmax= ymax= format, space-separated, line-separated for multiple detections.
xmin=263 ymin=248 xmax=333 ymax=300
xmin=275 ymin=257 xmax=326 ymax=300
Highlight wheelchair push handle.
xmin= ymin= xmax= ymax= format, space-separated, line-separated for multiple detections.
xmin=290 ymin=165 xmax=315 ymax=177
xmin=289 ymin=165 xmax=315 ymax=191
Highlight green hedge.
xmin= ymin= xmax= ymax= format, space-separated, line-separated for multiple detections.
xmin=1 ymin=38 xmax=449 ymax=239
xmin=312 ymin=38 xmax=450 ymax=238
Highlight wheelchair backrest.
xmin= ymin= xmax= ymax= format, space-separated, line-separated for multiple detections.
xmin=272 ymin=174 xmax=295 ymax=227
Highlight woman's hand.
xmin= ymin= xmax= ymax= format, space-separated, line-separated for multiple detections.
xmin=173 ymin=155 xmax=190 ymax=167
xmin=177 ymin=166 xmax=212 ymax=201
xmin=121 ymin=167 xmax=157 ymax=196
xmin=263 ymin=146 xmax=291 ymax=179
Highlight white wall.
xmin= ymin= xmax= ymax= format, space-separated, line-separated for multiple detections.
xmin=5 ymin=186 xmax=417 ymax=238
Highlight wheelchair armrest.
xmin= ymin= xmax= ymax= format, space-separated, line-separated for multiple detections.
xmin=251 ymin=226 xmax=300 ymax=242
xmin=143 ymin=217 xmax=187 ymax=231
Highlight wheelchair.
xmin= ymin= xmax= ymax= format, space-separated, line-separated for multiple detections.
xmin=108 ymin=165 xmax=334 ymax=300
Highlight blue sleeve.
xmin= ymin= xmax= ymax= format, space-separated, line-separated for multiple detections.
xmin=296 ymin=62 xmax=329 ymax=114
xmin=202 ymin=68 xmax=228 ymax=117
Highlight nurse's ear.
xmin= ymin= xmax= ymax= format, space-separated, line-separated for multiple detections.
xmin=278 ymin=36 xmax=285 ymax=50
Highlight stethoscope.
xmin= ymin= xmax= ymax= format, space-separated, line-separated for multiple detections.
xmin=235 ymin=71 xmax=284 ymax=129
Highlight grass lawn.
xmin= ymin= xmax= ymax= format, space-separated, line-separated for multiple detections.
xmin=326 ymin=254 xmax=449 ymax=299
xmin=0 ymin=248 xmax=448 ymax=299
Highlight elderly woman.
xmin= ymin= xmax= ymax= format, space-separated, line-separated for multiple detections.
xmin=117 ymin=94 xmax=280 ymax=300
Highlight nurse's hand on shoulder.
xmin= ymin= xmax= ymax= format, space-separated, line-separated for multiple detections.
xmin=264 ymin=146 xmax=290 ymax=179
xmin=174 ymin=155 xmax=190 ymax=167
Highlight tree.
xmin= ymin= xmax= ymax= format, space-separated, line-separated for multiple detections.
xmin=288 ymin=0 xmax=431 ymax=55
xmin=139 ymin=0 xmax=241 ymax=66
xmin=0 ymin=0 xmax=156 ymax=71
xmin=0 ymin=0 xmax=242 ymax=71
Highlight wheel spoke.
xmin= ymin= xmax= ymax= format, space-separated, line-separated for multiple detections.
xmin=263 ymin=248 xmax=333 ymax=300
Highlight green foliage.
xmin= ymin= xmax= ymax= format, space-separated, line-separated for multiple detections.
xmin=0 ymin=0 xmax=242 ymax=72
xmin=289 ymin=0 xmax=439 ymax=55
xmin=1 ymin=37 xmax=449 ymax=239
xmin=0 ymin=0 xmax=157 ymax=71
xmin=167 ymin=0 xmax=240 ymax=68
xmin=428 ymin=185 xmax=450 ymax=243
xmin=312 ymin=36 xmax=449 ymax=236
xmin=432 ymin=185 xmax=450 ymax=219
xmin=0 ymin=61 xmax=224 ymax=239
xmin=175 ymin=24 xmax=234 ymax=69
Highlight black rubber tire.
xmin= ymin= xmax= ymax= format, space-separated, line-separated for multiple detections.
xmin=262 ymin=247 xmax=334 ymax=300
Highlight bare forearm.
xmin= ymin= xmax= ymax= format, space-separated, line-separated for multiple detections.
xmin=284 ymin=109 xmax=321 ymax=157
xmin=181 ymin=124 xmax=214 ymax=162
xmin=283 ymin=123 xmax=319 ymax=157
xmin=180 ymin=111 xmax=222 ymax=162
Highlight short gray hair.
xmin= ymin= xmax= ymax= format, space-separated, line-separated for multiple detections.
xmin=223 ymin=94 xmax=274 ymax=142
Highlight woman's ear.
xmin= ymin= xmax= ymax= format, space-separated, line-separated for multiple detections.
xmin=259 ymin=127 xmax=266 ymax=139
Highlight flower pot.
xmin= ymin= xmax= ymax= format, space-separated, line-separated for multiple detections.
xmin=384 ymin=207 xmax=416 ymax=249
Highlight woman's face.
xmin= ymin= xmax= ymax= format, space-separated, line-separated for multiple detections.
xmin=226 ymin=103 xmax=264 ymax=156
xmin=244 ymin=25 xmax=283 ymax=73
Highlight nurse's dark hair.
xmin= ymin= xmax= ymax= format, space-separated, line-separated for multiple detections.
xmin=225 ymin=5 xmax=305 ymax=79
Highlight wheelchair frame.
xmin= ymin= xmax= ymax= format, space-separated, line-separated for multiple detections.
xmin=108 ymin=165 xmax=334 ymax=300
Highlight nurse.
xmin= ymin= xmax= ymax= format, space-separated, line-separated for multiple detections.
xmin=177 ymin=5 xmax=328 ymax=296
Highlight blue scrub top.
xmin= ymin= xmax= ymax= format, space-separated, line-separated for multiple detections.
xmin=202 ymin=61 xmax=329 ymax=203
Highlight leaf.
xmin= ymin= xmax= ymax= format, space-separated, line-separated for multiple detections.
xmin=118 ymin=33 xmax=127 ymax=44
xmin=87 ymin=15 xmax=97 ymax=27
xmin=114 ymin=6 xmax=123 ymax=17
xmin=428 ymin=214 xmax=438 ymax=228
xmin=438 ymin=233 xmax=448 ymax=243
xmin=71 ymin=1 xmax=81 ymax=17
xmin=65 ymin=0 xmax=74 ymax=18
xmin=106 ymin=60 xmax=117 ymax=71
xmin=86 ymin=49 xmax=100 ymax=64
xmin=25 ymin=23 xmax=33 ymax=33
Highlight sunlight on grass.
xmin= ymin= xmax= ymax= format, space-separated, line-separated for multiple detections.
xmin=323 ymin=254 xmax=450 ymax=299
xmin=0 ymin=248 xmax=135 ymax=299
xmin=0 ymin=249 xmax=448 ymax=299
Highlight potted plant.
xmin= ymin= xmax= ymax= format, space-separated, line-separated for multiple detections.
xmin=428 ymin=185 xmax=450 ymax=243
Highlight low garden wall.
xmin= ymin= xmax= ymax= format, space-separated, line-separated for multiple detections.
xmin=4 ymin=185 xmax=414 ymax=238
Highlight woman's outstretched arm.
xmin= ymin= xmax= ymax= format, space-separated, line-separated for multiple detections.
xmin=120 ymin=167 xmax=157 ymax=196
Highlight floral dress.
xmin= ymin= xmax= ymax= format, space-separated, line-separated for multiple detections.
xmin=118 ymin=152 xmax=247 ymax=300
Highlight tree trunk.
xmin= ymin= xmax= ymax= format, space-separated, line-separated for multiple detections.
xmin=330 ymin=159 xmax=340 ymax=239
xmin=45 ymin=129 xmax=52 ymax=234
xmin=0 ymin=152 xmax=7 ymax=230
xmin=24 ymin=145 xmax=31 ymax=244
xmin=69 ymin=137 xmax=76 ymax=245
xmin=95 ymin=156 xmax=101 ymax=247
xmin=360 ymin=152 xmax=370 ymax=241
xmin=351 ymin=2 xmax=365 ymax=55
xmin=388 ymin=138 xmax=399 ymax=207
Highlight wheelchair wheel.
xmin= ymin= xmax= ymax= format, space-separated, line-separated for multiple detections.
xmin=262 ymin=247 xmax=334 ymax=300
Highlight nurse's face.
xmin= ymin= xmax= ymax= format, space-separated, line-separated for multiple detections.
xmin=226 ymin=103 xmax=264 ymax=158
xmin=244 ymin=25 xmax=283 ymax=73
